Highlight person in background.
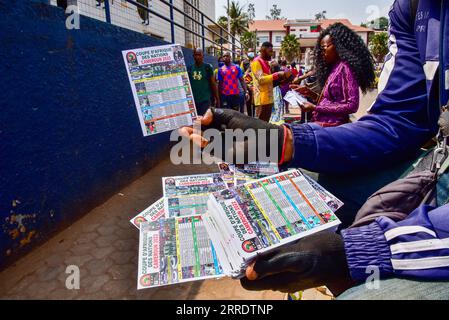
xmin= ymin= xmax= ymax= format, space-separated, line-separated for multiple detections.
xmin=218 ymin=52 xmax=249 ymax=111
xmin=291 ymin=23 xmax=375 ymax=127
xmin=290 ymin=62 xmax=299 ymax=78
xmin=213 ymin=56 xmax=225 ymax=106
xmin=279 ymin=60 xmax=292 ymax=114
xmin=214 ymin=56 xmax=225 ymax=81
xmin=270 ymin=60 xmax=287 ymax=123
xmin=187 ymin=48 xmax=220 ymax=116
xmin=237 ymin=58 xmax=247 ymax=114
xmin=251 ymin=42 xmax=291 ymax=122
xmin=242 ymin=58 xmax=254 ymax=116
xmin=243 ymin=50 xmax=256 ymax=117
xmin=279 ymin=61 xmax=291 ymax=97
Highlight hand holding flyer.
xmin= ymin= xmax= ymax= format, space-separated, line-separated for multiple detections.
xmin=284 ymin=90 xmax=308 ymax=107
xmin=133 ymin=166 xmax=343 ymax=290
xmin=204 ymin=170 xmax=341 ymax=278
xmin=122 ymin=44 xmax=197 ymax=137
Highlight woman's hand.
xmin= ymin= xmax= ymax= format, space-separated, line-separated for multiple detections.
xmin=278 ymin=70 xmax=292 ymax=82
xmin=301 ymin=102 xmax=316 ymax=112
xmin=290 ymin=84 xmax=317 ymax=100
xmin=292 ymin=75 xmax=307 ymax=85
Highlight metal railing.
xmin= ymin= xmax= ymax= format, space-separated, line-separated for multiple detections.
xmin=56 ymin=0 xmax=245 ymax=58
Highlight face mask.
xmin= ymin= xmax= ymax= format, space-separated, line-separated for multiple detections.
xmin=248 ymin=52 xmax=255 ymax=59
xmin=218 ymin=62 xmax=225 ymax=68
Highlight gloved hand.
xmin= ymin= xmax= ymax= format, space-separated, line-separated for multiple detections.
xmin=179 ymin=108 xmax=292 ymax=164
xmin=240 ymin=232 xmax=355 ymax=296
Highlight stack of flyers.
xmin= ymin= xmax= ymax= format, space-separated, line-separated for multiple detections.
xmin=217 ymin=162 xmax=280 ymax=187
xmin=204 ymin=170 xmax=341 ymax=278
xmin=137 ymin=215 xmax=224 ymax=289
xmin=162 ymin=173 xmax=227 ymax=218
xmin=234 ymin=163 xmax=279 ymax=186
xmin=130 ymin=198 xmax=165 ymax=229
xmin=284 ymin=90 xmax=308 ymax=107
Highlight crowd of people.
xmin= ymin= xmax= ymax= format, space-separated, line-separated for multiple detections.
xmin=183 ymin=0 xmax=449 ymax=301
xmin=187 ymin=23 xmax=374 ymax=129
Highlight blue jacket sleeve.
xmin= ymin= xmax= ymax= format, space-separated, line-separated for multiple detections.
xmin=288 ymin=0 xmax=436 ymax=174
xmin=341 ymin=204 xmax=449 ymax=282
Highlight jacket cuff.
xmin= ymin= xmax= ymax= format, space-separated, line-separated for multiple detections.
xmin=341 ymin=221 xmax=394 ymax=282
xmin=283 ymin=124 xmax=318 ymax=169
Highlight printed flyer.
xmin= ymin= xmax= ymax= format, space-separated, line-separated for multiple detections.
xmin=205 ymin=170 xmax=341 ymax=277
xmin=162 ymin=173 xmax=227 ymax=218
xmin=137 ymin=216 xmax=224 ymax=289
xmin=122 ymin=44 xmax=197 ymax=136
xmin=233 ymin=163 xmax=280 ymax=186
xmin=303 ymin=174 xmax=344 ymax=213
xmin=130 ymin=198 xmax=165 ymax=229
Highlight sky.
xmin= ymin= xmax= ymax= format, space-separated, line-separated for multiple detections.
xmin=215 ymin=0 xmax=394 ymax=25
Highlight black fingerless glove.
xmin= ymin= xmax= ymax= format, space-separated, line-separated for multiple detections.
xmin=240 ymin=232 xmax=355 ymax=296
xmin=204 ymin=108 xmax=286 ymax=164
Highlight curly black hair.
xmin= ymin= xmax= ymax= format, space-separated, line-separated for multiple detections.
xmin=314 ymin=23 xmax=375 ymax=94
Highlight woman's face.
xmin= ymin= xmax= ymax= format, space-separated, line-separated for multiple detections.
xmin=321 ymin=35 xmax=339 ymax=65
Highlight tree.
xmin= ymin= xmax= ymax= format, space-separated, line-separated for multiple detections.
xmin=240 ymin=31 xmax=257 ymax=51
xmin=280 ymin=34 xmax=300 ymax=63
xmin=315 ymin=10 xmax=327 ymax=21
xmin=265 ymin=4 xmax=284 ymax=20
xmin=217 ymin=16 xmax=228 ymax=30
xmin=369 ymin=32 xmax=389 ymax=63
xmin=248 ymin=3 xmax=255 ymax=24
xmin=219 ymin=1 xmax=249 ymax=37
xmin=367 ymin=17 xmax=389 ymax=31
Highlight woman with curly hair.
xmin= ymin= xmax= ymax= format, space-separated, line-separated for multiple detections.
xmin=291 ymin=23 xmax=375 ymax=127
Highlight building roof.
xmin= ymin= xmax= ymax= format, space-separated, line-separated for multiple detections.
xmin=320 ymin=19 xmax=373 ymax=33
xmin=285 ymin=19 xmax=319 ymax=26
xmin=248 ymin=18 xmax=374 ymax=34
xmin=249 ymin=20 xmax=287 ymax=32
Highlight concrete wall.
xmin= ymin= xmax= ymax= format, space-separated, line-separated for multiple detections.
xmin=0 ymin=0 xmax=217 ymax=269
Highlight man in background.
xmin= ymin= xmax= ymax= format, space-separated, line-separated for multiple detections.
xmin=251 ymin=42 xmax=291 ymax=121
xmin=187 ymin=48 xmax=220 ymax=116
xmin=218 ymin=52 xmax=249 ymax=111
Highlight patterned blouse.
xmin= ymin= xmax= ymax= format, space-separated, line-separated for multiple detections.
xmin=312 ymin=60 xmax=360 ymax=127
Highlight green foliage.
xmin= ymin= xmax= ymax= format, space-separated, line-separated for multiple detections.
xmin=369 ymin=32 xmax=389 ymax=62
xmin=281 ymin=34 xmax=300 ymax=63
xmin=220 ymin=0 xmax=249 ymax=36
xmin=315 ymin=11 xmax=327 ymax=21
xmin=265 ymin=4 xmax=284 ymax=20
xmin=367 ymin=17 xmax=389 ymax=31
xmin=240 ymin=31 xmax=257 ymax=51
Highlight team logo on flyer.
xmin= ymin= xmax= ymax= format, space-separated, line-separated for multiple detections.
xmin=140 ymin=274 xmax=153 ymax=287
xmin=126 ymin=52 xmax=138 ymax=66
xmin=242 ymin=239 xmax=257 ymax=253
xmin=133 ymin=216 xmax=147 ymax=227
